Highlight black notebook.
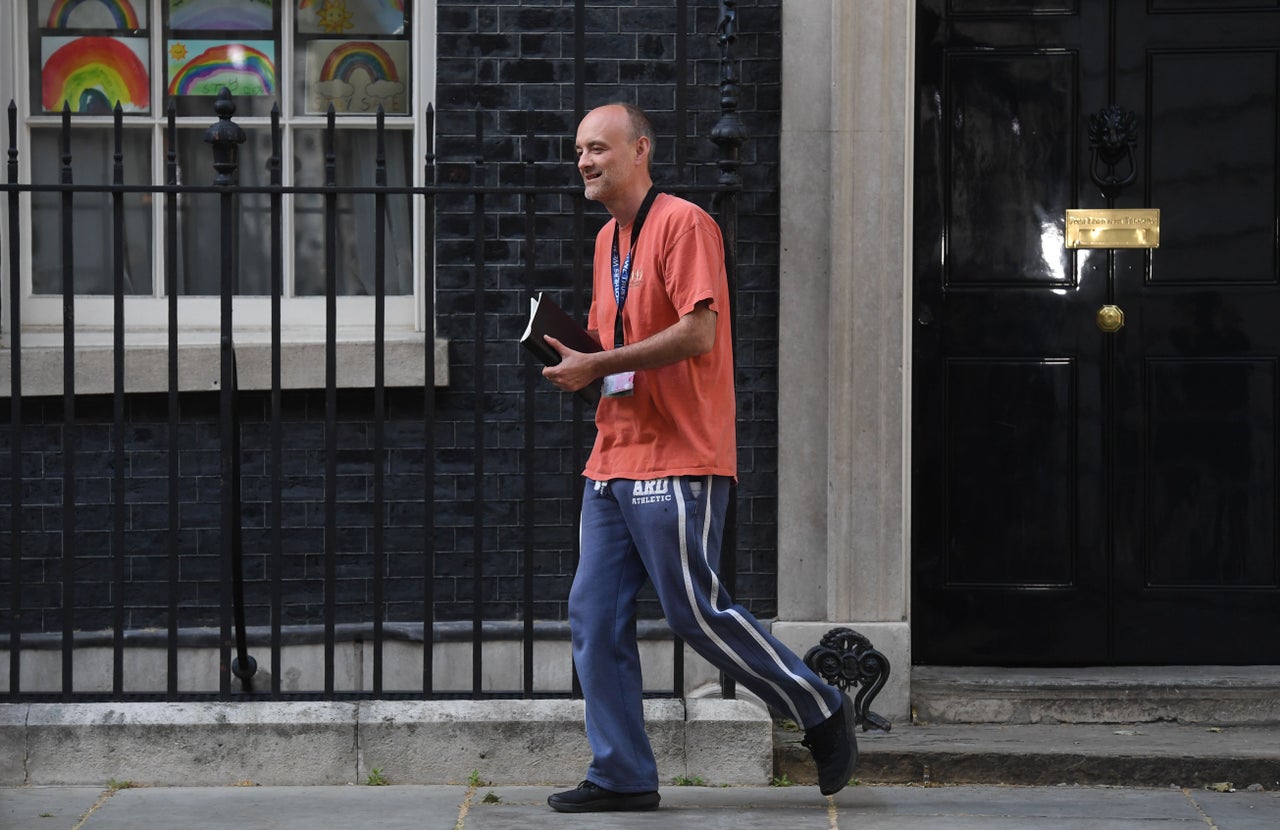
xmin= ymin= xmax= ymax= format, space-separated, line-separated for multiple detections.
xmin=520 ymin=291 xmax=603 ymax=404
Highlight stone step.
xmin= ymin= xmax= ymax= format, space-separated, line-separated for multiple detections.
xmin=775 ymin=667 xmax=1280 ymax=789
xmin=774 ymin=721 xmax=1280 ymax=789
xmin=910 ymin=666 xmax=1280 ymax=726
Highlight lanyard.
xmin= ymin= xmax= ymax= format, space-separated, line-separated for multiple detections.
xmin=611 ymin=186 xmax=659 ymax=348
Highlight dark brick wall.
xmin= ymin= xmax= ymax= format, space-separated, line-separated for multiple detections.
xmin=0 ymin=0 xmax=783 ymax=636
xmin=431 ymin=0 xmax=784 ymax=619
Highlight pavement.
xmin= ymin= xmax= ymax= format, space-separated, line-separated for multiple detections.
xmin=7 ymin=662 xmax=1280 ymax=829
xmin=3 ymin=780 xmax=1279 ymax=830
xmin=6 ymin=718 xmax=1280 ymax=829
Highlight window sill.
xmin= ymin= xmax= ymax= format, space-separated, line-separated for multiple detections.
xmin=0 ymin=330 xmax=449 ymax=397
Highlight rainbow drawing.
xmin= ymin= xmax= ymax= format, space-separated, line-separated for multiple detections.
xmin=298 ymin=0 xmax=405 ymax=35
xmin=318 ymin=41 xmax=400 ymax=84
xmin=46 ymin=0 xmax=143 ymax=29
xmin=167 ymin=42 xmax=276 ymax=97
xmin=300 ymin=0 xmax=404 ymax=7
xmin=169 ymin=0 xmax=274 ymax=31
xmin=41 ymin=36 xmax=150 ymax=113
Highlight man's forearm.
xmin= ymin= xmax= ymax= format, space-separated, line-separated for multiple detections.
xmin=590 ymin=305 xmax=716 ymax=375
xmin=543 ymin=304 xmax=716 ymax=393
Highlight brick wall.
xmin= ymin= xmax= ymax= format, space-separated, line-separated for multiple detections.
xmin=431 ymin=0 xmax=785 ymax=619
xmin=0 ymin=0 xmax=783 ymax=635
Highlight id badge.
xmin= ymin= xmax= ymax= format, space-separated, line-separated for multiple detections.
xmin=602 ymin=371 xmax=635 ymax=397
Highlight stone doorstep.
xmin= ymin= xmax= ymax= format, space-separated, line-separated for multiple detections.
xmin=771 ymin=666 xmax=1280 ymax=790
xmin=910 ymin=666 xmax=1280 ymax=726
xmin=775 ymin=721 xmax=1280 ymax=790
xmin=0 ymin=698 xmax=773 ymax=789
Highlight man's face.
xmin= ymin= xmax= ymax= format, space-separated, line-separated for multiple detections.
xmin=575 ymin=106 xmax=639 ymax=204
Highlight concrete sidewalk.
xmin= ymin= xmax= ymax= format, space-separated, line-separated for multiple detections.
xmin=4 ymin=782 xmax=1279 ymax=830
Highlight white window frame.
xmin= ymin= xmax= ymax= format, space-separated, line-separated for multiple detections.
xmin=0 ymin=1 xmax=444 ymax=394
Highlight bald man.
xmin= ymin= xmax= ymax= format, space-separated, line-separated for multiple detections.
xmin=542 ymin=103 xmax=857 ymax=813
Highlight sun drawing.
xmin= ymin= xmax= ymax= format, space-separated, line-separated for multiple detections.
xmin=169 ymin=42 xmax=188 ymax=62
xmin=316 ymin=0 xmax=355 ymax=34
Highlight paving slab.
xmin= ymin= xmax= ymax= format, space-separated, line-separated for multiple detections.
xmin=1186 ymin=788 xmax=1280 ymax=830
xmin=837 ymin=783 xmax=1199 ymax=818
xmin=453 ymin=784 xmax=1280 ymax=830
xmin=0 ymin=786 xmax=103 ymax=830
xmin=72 ymin=785 xmax=469 ymax=830
xmin=465 ymin=785 xmax=839 ymax=830
xmin=827 ymin=785 xmax=1275 ymax=830
xmin=2 ymin=783 xmax=1278 ymax=830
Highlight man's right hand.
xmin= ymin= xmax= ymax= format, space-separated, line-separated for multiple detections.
xmin=542 ymin=336 xmax=601 ymax=393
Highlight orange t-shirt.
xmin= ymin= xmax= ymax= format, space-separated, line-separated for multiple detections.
xmin=584 ymin=193 xmax=737 ymax=481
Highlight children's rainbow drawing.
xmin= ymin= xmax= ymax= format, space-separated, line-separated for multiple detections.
xmin=167 ymin=42 xmax=276 ymax=97
xmin=318 ymin=41 xmax=400 ymax=84
xmin=298 ymin=0 xmax=405 ymax=35
xmin=169 ymin=0 xmax=274 ymax=31
xmin=306 ymin=39 xmax=406 ymax=114
xmin=42 ymin=36 xmax=150 ymax=113
xmin=299 ymin=0 xmax=404 ymax=9
xmin=45 ymin=0 xmax=143 ymax=29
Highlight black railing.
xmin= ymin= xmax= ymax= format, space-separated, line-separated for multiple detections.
xmin=1 ymin=2 xmax=749 ymax=704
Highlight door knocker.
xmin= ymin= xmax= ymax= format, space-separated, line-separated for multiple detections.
xmin=1088 ymin=105 xmax=1139 ymax=199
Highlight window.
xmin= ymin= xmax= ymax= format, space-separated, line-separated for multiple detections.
xmin=5 ymin=0 xmax=431 ymax=340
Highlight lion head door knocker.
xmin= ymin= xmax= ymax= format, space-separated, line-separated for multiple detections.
xmin=1088 ymin=105 xmax=1139 ymax=199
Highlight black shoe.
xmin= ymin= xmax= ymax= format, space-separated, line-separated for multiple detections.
xmin=547 ymin=780 xmax=661 ymax=813
xmin=801 ymin=691 xmax=859 ymax=796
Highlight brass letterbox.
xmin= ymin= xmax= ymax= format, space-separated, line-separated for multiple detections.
xmin=1065 ymin=209 xmax=1160 ymax=249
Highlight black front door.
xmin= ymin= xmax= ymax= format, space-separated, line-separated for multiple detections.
xmin=912 ymin=0 xmax=1280 ymax=665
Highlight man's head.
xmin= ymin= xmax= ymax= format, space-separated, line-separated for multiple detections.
xmin=575 ymin=103 xmax=654 ymax=211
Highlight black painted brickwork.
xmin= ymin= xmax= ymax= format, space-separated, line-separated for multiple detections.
xmin=0 ymin=0 xmax=783 ymax=635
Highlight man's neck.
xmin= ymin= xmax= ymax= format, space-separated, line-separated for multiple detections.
xmin=609 ymin=178 xmax=655 ymax=227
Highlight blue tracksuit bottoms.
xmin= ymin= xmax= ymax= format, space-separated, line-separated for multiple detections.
xmin=571 ymin=474 xmax=842 ymax=793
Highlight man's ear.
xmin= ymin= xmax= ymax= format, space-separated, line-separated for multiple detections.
xmin=634 ymin=135 xmax=651 ymax=166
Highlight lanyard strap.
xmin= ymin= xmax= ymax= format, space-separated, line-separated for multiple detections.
xmin=611 ymin=186 xmax=659 ymax=348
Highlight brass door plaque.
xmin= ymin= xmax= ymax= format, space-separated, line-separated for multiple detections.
xmin=1065 ymin=208 xmax=1160 ymax=249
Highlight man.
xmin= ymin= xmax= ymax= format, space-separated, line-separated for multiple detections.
xmin=541 ymin=102 xmax=857 ymax=813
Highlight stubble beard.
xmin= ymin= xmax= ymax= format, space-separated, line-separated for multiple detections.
xmin=582 ymin=170 xmax=611 ymax=203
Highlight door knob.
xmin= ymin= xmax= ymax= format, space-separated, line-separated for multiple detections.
xmin=1096 ymin=304 xmax=1125 ymax=333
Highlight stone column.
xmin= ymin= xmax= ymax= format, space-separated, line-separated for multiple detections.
xmin=774 ymin=0 xmax=914 ymax=721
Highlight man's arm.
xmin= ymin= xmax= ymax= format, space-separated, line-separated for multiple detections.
xmin=542 ymin=301 xmax=716 ymax=394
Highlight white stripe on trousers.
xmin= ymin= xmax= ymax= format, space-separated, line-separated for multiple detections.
xmin=674 ymin=475 xmax=834 ymax=724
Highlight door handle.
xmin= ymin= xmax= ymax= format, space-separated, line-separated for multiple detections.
xmin=1096 ymin=304 xmax=1125 ymax=333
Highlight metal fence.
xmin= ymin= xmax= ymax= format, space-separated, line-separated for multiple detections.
xmin=2 ymin=3 xmax=749 ymax=704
